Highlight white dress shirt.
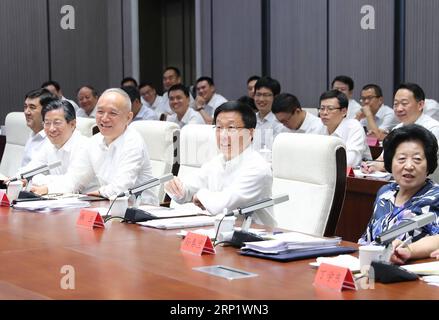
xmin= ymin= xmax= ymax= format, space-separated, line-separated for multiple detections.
xmin=19 ymin=130 xmax=98 ymax=192
xmin=254 ymin=112 xmax=284 ymax=150
xmin=166 ymin=107 xmax=205 ymax=128
xmin=393 ymin=113 xmax=439 ymax=140
xmin=200 ymin=93 xmax=228 ymax=117
xmin=162 ymin=91 xmax=196 ymax=116
xmin=288 ymin=111 xmax=324 ymax=134
xmin=47 ymin=126 xmax=158 ymax=204
xmin=76 ymin=106 xmax=97 ymax=118
xmin=171 ymin=147 xmax=276 ymax=227
xmin=359 ymin=104 xmax=399 ymax=132
xmin=142 ymin=95 xmax=172 ymax=118
xmin=346 ymin=99 xmax=362 ymax=119
xmin=423 ymin=99 xmax=439 ymax=122
xmin=132 ymin=105 xmax=159 ymax=121
xmin=323 ymin=118 xmax=372 ymax=167
xmin=21 ymin=130 xmax=48 ymax=167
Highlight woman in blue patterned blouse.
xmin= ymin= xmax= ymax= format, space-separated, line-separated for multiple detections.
xmin=359 ymin=124 xmax=439 ymax=256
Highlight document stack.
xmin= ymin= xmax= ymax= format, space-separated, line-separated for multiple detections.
xmin=240 ymin=232 xmax=357 ymax=262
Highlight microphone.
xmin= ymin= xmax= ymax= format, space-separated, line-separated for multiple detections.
xmin=226 ymin=194 xmax=289 ymax=217
xmin=10 ymin=161 xmax=62 ymax=181
xmin=119 ymin=173 xmax=174 ymax=223
xmin=375 ymin=212 xmax=436 ymax=245
xmin=227 ymin=194 xmax=289 ymax=248
xmin=117 ymin=173 xmax=174 ymax=198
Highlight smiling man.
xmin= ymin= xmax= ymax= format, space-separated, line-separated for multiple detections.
xmin=20 ymin=99 xmax=97 ymax=191
xmin=272 ymin=93 xmax=323 ymax=134
xmin=166 ymin=84 xmax=204 ymax=128
xmin=76 ymin=85 xmax=99 ymax=118
xmin=319 ymin=89 xmax=371 ymax=167
xmin=165 ymin=101 xmax=276 ymax=227
xmin=194 ymin=76 xmax=227 ymax=124
xmin=32 ymin=88 xmax=158 ymax=204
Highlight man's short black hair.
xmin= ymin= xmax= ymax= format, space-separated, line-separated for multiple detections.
xmin=42 ymin=99 xmax=76 ymax=122
xmin=254 ymin=76 xmax=281 ymax=96
xmin=121 ymin=77 xmax=138 ymax=87
xmin=331 ymin=75 xmax=354 ymax=91
xmin=361 ymin=84 xmax=383 ymax=97
xmin=41 ymin=80 xmax=61 ymax=91
xmin=121 ymin=85 xmax=141 ymax=102
xmin=196 ymin=76 xmax=214 ymax=86
xmin=168 ymin=84 xmax=190 ymax=98
xmin=319 ymin=89 xmax=349 ymax=109
xmin=164 ymin=66 xmax=181 ymax=78
xmin=272 ymin=93 xmax=302 ymax=114
xmin=25 ymin=88 xmax=55 ymax=107
xmin=396 ymin=83 xmax=425 ymax=102
xmin=247 ymin=75 xmax=260 ymax=84
xmin=213 ymin=100 xmax=257 ymax=129
xmin=383 ymin=124 xmax=438 ymax=175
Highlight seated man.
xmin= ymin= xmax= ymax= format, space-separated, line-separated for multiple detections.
xmin=22 ymin=88 xmax=54 ymax=166
xmin=362 ymin=83 xmax=439 ymax=173
xmin=272 ymin=93 xmax=323 ymax=134
xmin=332 ymin=75 xmax=362 ymax=119
xmin=359 ymin=125 xmax=439 ymax=247
xmin=165 ymin=101 xmax=276 ymax=227
xmin=42 ymin=80 xmax=79 ymax=111
xmin=194 ymin=76 xmax=227 ymax=124
xmin=121 ymin=86 xmax=158 ymax=121
xmin=166 ymin=84 xmax=204 ymax=128
xmin=253 ymin=76 xmax=284 ymax=150
xmin=76 ymin=85 xmax=99 ymax=118
xmin=355 ymin=83 xmax=399 ymax=140
xmin=19 ymin=99 xmax=98 ymax=192
xmin=32 ymin=88 xmax=158 ymax=205
xmin=319 ymin=89 xmax=371 ymax=167
xmin=139 ymin=82 xmax=167 ymax=118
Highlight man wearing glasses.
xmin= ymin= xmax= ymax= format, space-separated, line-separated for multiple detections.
xmin=165 ymin=101 xmax=276 ymax=227
xmin=331 ymin=75 xmax=362 ymax=120
xmin=319 ymin=89 xmax=371 ymax=167
xmin=272 ymin=93 xmax=323 ymax=134
xmin=354 ymin=84 xmax=399 ymax=140
xmin=32 ymin=88 xmax=158 ymax=205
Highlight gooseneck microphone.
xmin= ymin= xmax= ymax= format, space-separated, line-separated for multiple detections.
xmin=10 ymin=161 xmax=62 ymax=181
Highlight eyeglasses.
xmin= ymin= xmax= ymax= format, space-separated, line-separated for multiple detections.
xmin=43 ymin=120 xmax=66 ymax=128
xmin=360 ymin=95 xmax=379 ymax=103
xmin=318 ymin=106 xmax=343 ymax=113
xmin=214 ymin=126 xmax=246 ymax=134
xmin=254 ymin=92 xmax=273 ymax=98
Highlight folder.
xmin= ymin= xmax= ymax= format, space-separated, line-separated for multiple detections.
xmin=239 ymin=246 xmax=357 ymax=262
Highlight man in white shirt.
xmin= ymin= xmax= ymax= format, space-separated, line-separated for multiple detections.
xmin=21 ymin=99 xmax=97 ymax=192
xmin=42 ymin=80 xmax=80 ymax=111
xmin=355 ymin=84 xmax=399 ymax=140
xmin=272 ymin=93 xmax=323 ymax=134
xmin=254 ymin=76 xmax=284 ymax=151
xmin=121 ymin=86 xmax=158 ymax=121
xmin=76 ymin=85 xmax=99 ymax=118
xmin=166 ymin=84 xmax=204 ymax=128
xmin=31 ymin=88 xmax=158 ymax=205
xmin=246 ymin=75 xmax=260 ymax=99
xmin=21 ymin=88 xmax=54 ymax=166
xmin=363 ymin=83 xmax=439 ymax=173
xmin=194 ymin=76 xmax=227 ymax=124
xmin=319 ymin=89 xmax=371 ymax=167
xmin=165 ymin=101 xmax=275 ymax=227
xmin=139 ymin=82 xmax=167 ymax=118
xmin=423 ymin=98 xmax=439 ymax=122
xmin=332 ymin=75 xmax=362 ymax=119
xmin=161 ymin=66 xmax=195 ymax=117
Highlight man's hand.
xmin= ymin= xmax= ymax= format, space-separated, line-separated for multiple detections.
xmin=164 ymin=177 xmax=185 ymax=199
xmin=192 ymin=194 xmax=206 ymax=210
xmin=30 ymin=185 xmax=48 ymax=195
xmin=195 ymin=96 xmax=206 ymax=111
xmin=86 ymin=190 xmax=101 ymax=197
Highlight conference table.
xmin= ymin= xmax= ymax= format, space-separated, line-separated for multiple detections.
xmin=0 ymin=201 xmax=438 ymax=300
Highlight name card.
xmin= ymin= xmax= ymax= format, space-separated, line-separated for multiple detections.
xmin=366 ymin=136 xmax=379 ymax=147
xmin=313 ymin=263 xmax=356 ymax=291
xmin=180 ymin=232 xmax=216 ymax=256
xmin=346 ymin=167 xmax=355 ymax=177
xmin=76 ymin=209 xmax=105 ymax=229
xmin=0 ymin=191 xmax=10 ymax=207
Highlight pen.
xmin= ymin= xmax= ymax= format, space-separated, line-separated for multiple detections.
xmin=395 ymin=236 xmax=413 ymax=251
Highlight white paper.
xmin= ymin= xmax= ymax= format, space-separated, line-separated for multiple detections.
xmin=138 ymin=215 xmax=216 ymax=229
xmin=401 ymin=261 xmax=439 ymax=275
xmin=353 ymin=169 xmax=392 ymax=180
xmin=12 ymin=198 xmax=90 ymax=212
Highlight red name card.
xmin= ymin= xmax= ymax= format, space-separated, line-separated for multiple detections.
xmin=313 ymin=263 xmax=356 ymax=291
xmin=180 ymin=232 xmax=216 ymax=256
xmin=346 ymin=166 xmax=355 ymax=177
xmin=76 ymin=209 xmax=105 ymax=229
xmin=366 ymin=136 xmax=379 ymax=147
xmin=0 ymin=191 xmax=10 ymax=207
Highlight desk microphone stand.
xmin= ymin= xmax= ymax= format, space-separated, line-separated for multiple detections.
xmin=230 ymin=209 xmax=264 ymax=248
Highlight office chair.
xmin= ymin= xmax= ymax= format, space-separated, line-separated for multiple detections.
xmin=271 ymin=132 xmax=347 ymax=236
xmin=170 ymin=124 xmax=218 ymax=207
xmin=75 ymin=117 xmax=97 ymax=137
xmin=0 ymin=112 xmax=32 ymax=177
xmin=130 ymin=120 xmax=180 ymax=202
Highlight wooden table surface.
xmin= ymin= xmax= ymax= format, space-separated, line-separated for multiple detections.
xmin=0 ymin=202 xmax=438 ymax=300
